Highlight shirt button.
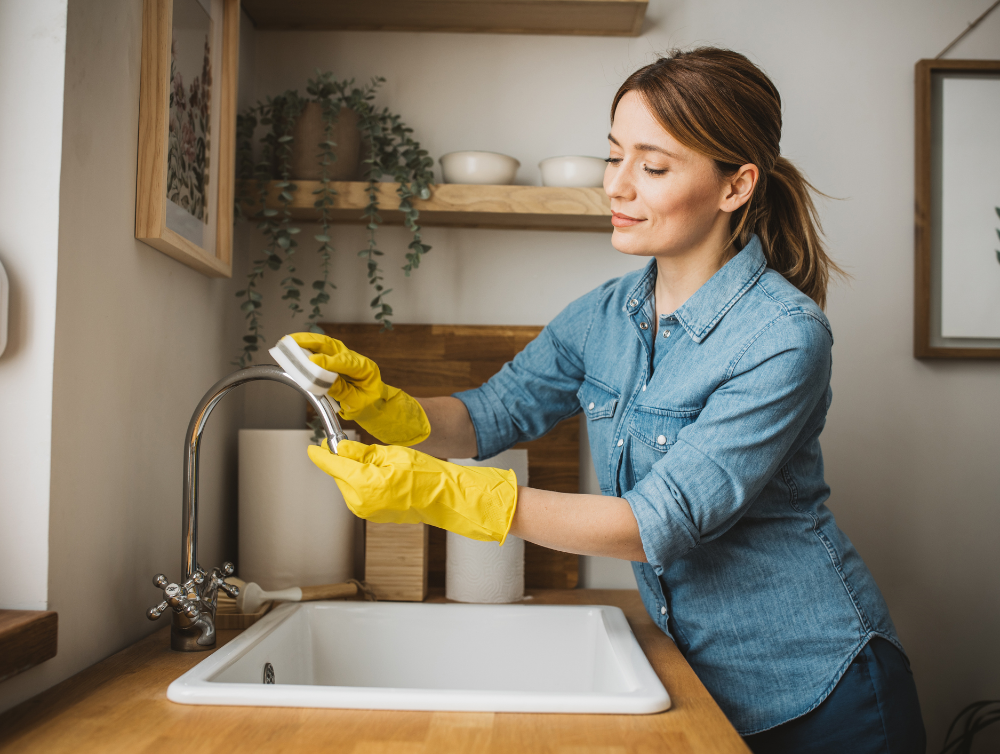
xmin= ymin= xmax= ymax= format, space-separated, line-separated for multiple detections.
xmin=617 ymin=439 xmax=624 ymax=447
xmin=657 ymin=435 xmax=667 ymax=445
xmin=642 ymin=385 xmax=646 ymax=391
xmin=660 ymin=606 xmax=667 ymax=615
xmin=629 ymin=298 xmax=638 ymax=307
xmin=663 ymin=330 xmax=670 ymax=338
xmin=588 ymin=402 xmax=595 ymax=410
xmin=639 ymin=322 xmax=648 ymax=330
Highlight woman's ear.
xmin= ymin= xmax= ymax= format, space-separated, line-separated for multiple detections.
xmin=722 ymin=164 xmax=758 ymax=212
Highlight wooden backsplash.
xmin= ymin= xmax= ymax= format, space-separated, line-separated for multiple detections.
xmin=321 ymin=323 xmax=580 ymax=589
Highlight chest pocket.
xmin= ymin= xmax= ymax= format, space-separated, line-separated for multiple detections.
xmin=577 ymin=377 xmax=620 ymax=492
xmin=625 ymin=405 xmax=701 ymax=490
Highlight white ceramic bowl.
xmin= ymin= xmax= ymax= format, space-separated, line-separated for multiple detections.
xmin=439 ymin=151 xmax=520 ymax=185
xmin=538 ymin=156 xmax=607 ymax=188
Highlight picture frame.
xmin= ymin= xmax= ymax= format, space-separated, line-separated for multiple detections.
xmin=136 ymin=0 xmax=239 ymax=278
xmin=914 ymin=58 xmax=1000 ymax=358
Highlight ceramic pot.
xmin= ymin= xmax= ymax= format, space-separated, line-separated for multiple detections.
xmin=439 ymin=151 xmax=520 ymax=184
xmin=288 ymin=102 xmax=362 ymax=181
xmin=538 ymin=155 xmax=607 ymax=187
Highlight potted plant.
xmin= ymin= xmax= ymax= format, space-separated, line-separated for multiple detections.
xmin=234 ymin=72 xmax=434 ymax=366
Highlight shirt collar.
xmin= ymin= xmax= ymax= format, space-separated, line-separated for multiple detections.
xmin=623 ymin=235 xmax=767 ymax=344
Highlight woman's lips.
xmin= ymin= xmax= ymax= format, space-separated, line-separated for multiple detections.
xmin=611 ymin=211 xmax=645 ymax=228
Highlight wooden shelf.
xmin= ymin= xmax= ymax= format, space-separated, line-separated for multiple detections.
xmin=242 ymin=181 xmax=613 ymax=232
xmin=0 ymin=610 xmax=57 ymax=683
xmin=241 ymin=0 xmax=647 ymax=37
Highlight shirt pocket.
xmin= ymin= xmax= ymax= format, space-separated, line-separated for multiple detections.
xmin=577 ymin=377 xmax=620 ymax=492
xmin=625 ymin=405 xmax=701 ymax=489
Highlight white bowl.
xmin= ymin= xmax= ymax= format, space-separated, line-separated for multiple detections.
xmin=440 ymin=151 xmax=520 ymax=185
xmin=538 ymin=156 xmax=607 ymax=188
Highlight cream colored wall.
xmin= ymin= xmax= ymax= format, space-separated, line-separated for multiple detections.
xmin=240 ymin=1 xmax=1000 ymax=746
xmin=0 ymin=0 xmax=67 ymax=613
xmin=0 ymin=0 xmax=244 ymax=713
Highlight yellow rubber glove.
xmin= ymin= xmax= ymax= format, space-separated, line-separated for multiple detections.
xmin=307 ymin=440 xmax=519 ymax=545
xmin=289 ymin=332 xmax=431 ymax=446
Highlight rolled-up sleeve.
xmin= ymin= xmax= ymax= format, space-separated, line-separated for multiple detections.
xmin=624 ymin=313 xmax=833 ymax=569
xmin=455 ymin=284 xmax=610 ymax=460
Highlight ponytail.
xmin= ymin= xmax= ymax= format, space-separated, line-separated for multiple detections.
xmin=734 ymin=156 xmax=842 ymax=309
xmin=612 ymin=49 xmax=845 ymax=309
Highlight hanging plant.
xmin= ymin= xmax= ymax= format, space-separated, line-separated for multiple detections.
xmin=234 ymin=72 xmax=434 ymax=366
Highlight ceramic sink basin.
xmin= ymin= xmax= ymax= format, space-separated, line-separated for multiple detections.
xmin=168 ymin=601 xmax=671 ymax=714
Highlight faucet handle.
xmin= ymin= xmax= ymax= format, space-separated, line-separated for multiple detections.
xmin=147 ymin=574 xmax=205 ymax=621
xmin=213 ymin=562 xmax=239 ymax=598
xmin=201 ymin=562 xmax=239 ymax=605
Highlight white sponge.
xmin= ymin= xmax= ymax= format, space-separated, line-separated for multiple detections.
xmin=269 ymin=335 xmax=339 ymax=398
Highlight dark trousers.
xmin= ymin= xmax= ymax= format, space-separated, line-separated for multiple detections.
xmin=744 ymin=638 xmax=926 ymax=754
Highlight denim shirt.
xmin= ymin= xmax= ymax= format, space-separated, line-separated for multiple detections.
xmin=455 ymin=236 xmax=902 ymax=734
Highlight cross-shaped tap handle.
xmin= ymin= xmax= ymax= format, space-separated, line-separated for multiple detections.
xmin=210 ymin=562 xmax=239 ymax=600
xmin=147 ymin=573 xmax=203 ymax=621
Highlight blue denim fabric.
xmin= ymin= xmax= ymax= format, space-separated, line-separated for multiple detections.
xmin=743 ymin=638 xmax=926 ymax=753
xmin=455 ymin=236 xmax=903 ymax=735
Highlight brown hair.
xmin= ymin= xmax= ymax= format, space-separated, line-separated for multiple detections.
xmin=611 ymin=48 xmax=844 ymax=309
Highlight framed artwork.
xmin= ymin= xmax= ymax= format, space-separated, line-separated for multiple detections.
xmin=136 ymin=0 xmax=239 ymax=277
xmin=915 ymin=59 xmax=1000 ymax=358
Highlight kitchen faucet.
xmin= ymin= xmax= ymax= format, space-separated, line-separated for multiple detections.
xmin=146 ymin=364 xmax=348 ymax=651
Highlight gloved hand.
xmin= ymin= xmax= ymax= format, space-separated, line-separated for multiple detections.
xmin=289 ymin=332 xmax=431 ymax=446
xmin=307 ymin=440 xmax=519 ymax=545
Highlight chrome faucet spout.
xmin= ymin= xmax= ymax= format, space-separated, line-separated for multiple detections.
xmin=148 ymin=364 xmax=348 ymax=651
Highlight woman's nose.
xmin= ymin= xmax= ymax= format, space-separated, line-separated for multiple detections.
xmin=603 ymin=160 xmax=635 ymax=201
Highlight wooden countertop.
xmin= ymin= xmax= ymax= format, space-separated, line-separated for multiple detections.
xmin=0 ymin=590 xmax=748 ymax=753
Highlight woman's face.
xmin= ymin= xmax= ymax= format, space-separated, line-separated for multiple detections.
xmin=604 ymin=91 xmax=735 ymax=260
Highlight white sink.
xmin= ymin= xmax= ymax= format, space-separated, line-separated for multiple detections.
xmin=168 ymin=601 xmax=671 ymax=714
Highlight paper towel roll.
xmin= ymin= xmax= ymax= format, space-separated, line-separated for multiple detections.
xmin=445 ymin=449 xmax=527 ymax=603
xmin=239 ymin=429 xmax=356 ymax=590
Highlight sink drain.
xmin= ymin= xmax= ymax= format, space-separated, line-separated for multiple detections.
xmin=262 ymin=662 xmax=275 ymax=684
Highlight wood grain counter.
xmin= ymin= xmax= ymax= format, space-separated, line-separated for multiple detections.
xmin=0 ymin=590 xmax=749 ymax=753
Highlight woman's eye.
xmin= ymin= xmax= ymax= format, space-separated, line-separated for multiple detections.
xmin=605 ymin=157 xmax=621 ymax=165
xmin=643 ymin=165 xmax=667 ymax=176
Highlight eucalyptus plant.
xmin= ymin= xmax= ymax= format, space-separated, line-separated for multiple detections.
xmin=234 ymin=72 xmax=434 ymax=367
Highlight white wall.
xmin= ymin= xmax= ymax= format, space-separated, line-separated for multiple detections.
xmin=0 ymin=0 xmax=244 ymax=713
xmin=0 ymin=0 xmax=67 ymax=613
xmin=240 ymin=0 xmax=1000 ymax=745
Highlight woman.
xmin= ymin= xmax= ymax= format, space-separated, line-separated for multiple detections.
xmin=294 ymin=48 xmax=926 ymax=753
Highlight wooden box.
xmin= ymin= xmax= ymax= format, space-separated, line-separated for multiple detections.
xmin=364 ymin=522 xmax=429 ymax=601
